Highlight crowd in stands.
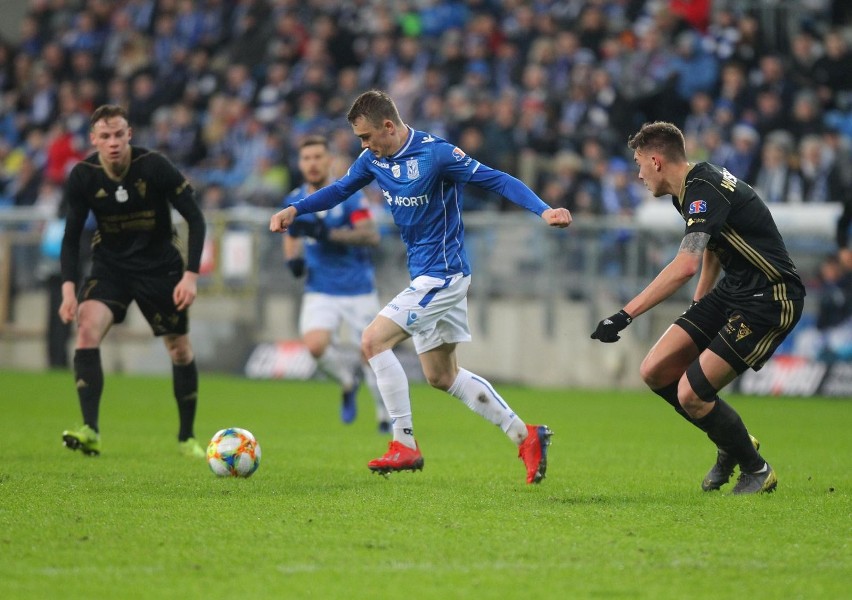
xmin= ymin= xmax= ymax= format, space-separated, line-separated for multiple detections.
xmin=0 ymin=0 xmax=850 ymax=223
xmin=0 ymin=0 xmax=851 ymax=365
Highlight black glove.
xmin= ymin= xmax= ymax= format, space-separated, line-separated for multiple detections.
xmin=287 ymin=257 xmax=306 ymax=278
xmin=288 ymin=219 xmax=328 ymax=240
xmin=591 ymin=310 xmax=633 ymax=343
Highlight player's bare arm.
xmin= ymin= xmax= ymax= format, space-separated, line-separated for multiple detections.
xmin=283 ymin=232 xmax=302 ymax=261
xmin=270 ymin=205 xmax=298 ymax=232
xmin=327 ymin=218 xmax=380 ymax=246
xmin=541 ymin=207 xmax=572 ymax=228
xmin=622 ymin=232 xmax=708 ymax=318
xmin=694 ymin=249 xmax=721 ymax=301
xmin=592 ymin=232 xmax=708 ymax=342
xmin=679 ymin=231 xmax=710 ymax=255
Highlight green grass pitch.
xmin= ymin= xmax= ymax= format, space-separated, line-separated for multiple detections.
xmin=1 ymin=369 xmax=849 ymax=599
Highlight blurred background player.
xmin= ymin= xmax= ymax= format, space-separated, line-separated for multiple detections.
xmin=837 ymin=191 xmax=852 ymax=270
xmin=282 ymin=135 xmax=390 ymax=431
xmin=592 ymin=121 xmax=805 ymax=495
xmin=59 ymin=104 xmax=207 ymax=458
xmin=271 ymin=90 xmax=573 ymax=484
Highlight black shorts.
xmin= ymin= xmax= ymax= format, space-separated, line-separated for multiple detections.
xmin=676 ymin=287 xmax=803 ymax=374
xmin=80 ymin=262 xmax=188 ymax=336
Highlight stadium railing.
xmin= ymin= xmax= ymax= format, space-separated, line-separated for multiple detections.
xmin=0 ymin=203 xmax=839 ymax=384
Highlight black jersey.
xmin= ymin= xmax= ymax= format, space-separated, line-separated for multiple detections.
xmin=673 ymin=162 xmax=805 ymax=300
xmin=60 ymin=146 xmax=205 ymax=282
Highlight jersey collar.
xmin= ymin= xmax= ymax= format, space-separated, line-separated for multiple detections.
xmin=390 ymin=126 xmax=414 ymax=159
xmin=98 ymin=149 xmax=132 ymax=182
xmin=675 ymin=162 xmax=697 ymax=207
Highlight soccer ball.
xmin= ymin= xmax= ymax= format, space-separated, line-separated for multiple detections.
xmin=206 ymin=428 xmax=261 ymax=478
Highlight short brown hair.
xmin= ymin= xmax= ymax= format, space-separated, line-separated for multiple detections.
xmin=627 ymin=122 xmax=686 ymax=161
xmin=299 ymin=135 xmax=328 ymax=151
xmin=346 ymin=90 xmax=403 ymax=128
xmin=90 ymin=104 xmax=128 ymax=129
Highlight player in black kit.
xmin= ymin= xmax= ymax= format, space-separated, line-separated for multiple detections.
xmin=591 ymin=121 xmax=805 ymax=494
xmin=59 ymin=104 xmax=207 ymax=458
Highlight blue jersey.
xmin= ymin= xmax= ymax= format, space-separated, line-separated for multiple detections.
xmin=284 ymin=185 xmax=376 ymax=296
xmin=292 ymin=127 xmax=551 ymax=279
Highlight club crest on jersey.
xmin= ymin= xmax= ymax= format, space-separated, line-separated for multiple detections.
xmin=391 ymin=163 xmax=401 ymax=178
xmin=736 ymin=322 xmax=752 ymax=341
xmin=452 ymin=147 xmax=466 ymax=161
xmin=724 ymin=314 xmax=743 ymax=336
xmin=115 ymin=185 xmax=129 ymax=203
xmin=134 ymin=179 xmax=147 ymax=199
xmin=688 ymin=200 xmax=706 ymax=214
xmin=406 ymin=159 xmax=419 ymax=180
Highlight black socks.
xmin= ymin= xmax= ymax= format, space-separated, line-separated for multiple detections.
xmin=73 ymin=351 xmax=199 ymax=443
xmin=692 ymin=397 xmax=764 ymax=472
xmin=173 ymin=360 xmax=199 ymax=442
xmin=73 ymin=348 xmax=103 ymax=432
xmin=651 ymin=381 xmax=693 ymax=423
xmin=654 ymin=382 xmax=764 ymax=472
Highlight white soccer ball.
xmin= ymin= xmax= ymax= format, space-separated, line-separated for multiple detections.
xmin=206 ymin=428 xmax=261 ymax=478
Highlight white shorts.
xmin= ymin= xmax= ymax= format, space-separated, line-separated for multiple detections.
xmin=300 ymin=292 xmax=380 ymax=346
xmin=379 ymin=273 xmax=472 ymax=354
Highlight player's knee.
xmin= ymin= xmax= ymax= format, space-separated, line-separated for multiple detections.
xmin=303 ymin=340 xmax=325 ymax=359
xmin=360 ymin=329 xmax=382 ymax=359
xmin=172 ymin=350 xmax=193 ymax=365
xmin=75 ymin=303 xmax=113 ymax=347
xmin=677 ymin=376 xmax=715 ymax=419
xmin=639 ymin=355 xmax=666 ymax=389
xmin=75 ymin=317 xmax=106 ymax=347
xmin=424 ymin=370 xmax=453 ymax=391
xmin=361 ymin=318 xmax=407 ymax=359
xmin=165 ymin=336 xmax=193 ymax=365
xmin=302 ymin=330 xmax=329 ymax=358
xmin=684 ymin=361 xmax=718 ymax=402
xmin=75 ymin=326 xmax=101 ymax=348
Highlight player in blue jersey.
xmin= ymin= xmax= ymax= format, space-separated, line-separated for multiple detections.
xmin=271 ymin=90 xmax=572 ymax=484
xmin=282 ymin=135 xmax=389 ymax=431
